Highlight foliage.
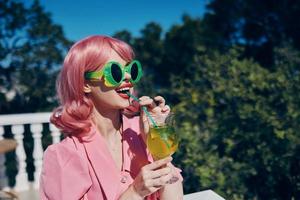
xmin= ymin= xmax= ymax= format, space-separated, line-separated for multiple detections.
xmin=202 ymin=0 xmax=300 ymax=66
xmin=171 ymin=46 xmax=300 ymax=199
xmin=0 ymin=0 xmax=72 ymax=114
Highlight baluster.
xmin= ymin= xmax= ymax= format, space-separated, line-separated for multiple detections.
xmin=11 ymin=125 xmax=29 ymax=191
xmin=30 ymin=123 xmax=43 ymax=189
xmin=0 ymin=126 xmax=8 ymax=189
xmin=49 ymin=124 xmax=61 ymax=144
xmin=0 ymin=126 xmax=3 ymax=139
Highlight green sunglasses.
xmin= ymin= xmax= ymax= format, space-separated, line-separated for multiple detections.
xmin=84 ymin=60 xmax=143 ymax=87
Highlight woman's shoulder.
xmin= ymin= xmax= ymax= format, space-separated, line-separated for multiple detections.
xmin=40 ymin=137 xmax=92 ymax=199
xmin=44 ymin=136 xmax=77 ymax=154
xmin=43 ymin=136 xmax=83 ymax=167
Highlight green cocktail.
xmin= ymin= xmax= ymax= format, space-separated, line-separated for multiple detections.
xmin=147 ymin=113 xmax=178 ymax=160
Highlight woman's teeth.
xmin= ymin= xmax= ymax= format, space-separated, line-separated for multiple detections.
xmin=116 ymin=87 xmax=130 ymax=94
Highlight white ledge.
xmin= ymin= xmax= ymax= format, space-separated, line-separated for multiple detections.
xmin=184 ymin=190 xmax=225 ymax=200
xmin=0 ymin=112 xmax=51 ymax=126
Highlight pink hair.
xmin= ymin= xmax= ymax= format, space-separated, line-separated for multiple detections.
xmin=50 ymin=35 xmax=135 ymax=135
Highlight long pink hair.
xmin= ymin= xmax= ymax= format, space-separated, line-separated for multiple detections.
xmin=50 ymin=35 xmax=135 ymax=135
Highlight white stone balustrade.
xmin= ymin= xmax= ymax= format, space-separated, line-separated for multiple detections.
xmin=0 ymin=112 xmax=60 ymax=192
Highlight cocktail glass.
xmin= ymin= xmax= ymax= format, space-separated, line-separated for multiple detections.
xmin=146 ymin=112 xmax=179 ymax=160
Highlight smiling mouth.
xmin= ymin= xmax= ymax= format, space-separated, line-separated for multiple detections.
xmin=115 ymin=87 xmax=130 ymax=94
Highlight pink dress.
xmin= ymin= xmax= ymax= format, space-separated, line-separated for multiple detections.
xmin=39 ymin=116 xmax=182 ymax=200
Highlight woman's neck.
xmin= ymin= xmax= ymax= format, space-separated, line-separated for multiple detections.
xmin=91 ymin=107 xmax=122 ymax=139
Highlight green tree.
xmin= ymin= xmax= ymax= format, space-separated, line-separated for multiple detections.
xmin=162 ymin=15 xmax=204 ymax=87
xmin=133 ymin=22 xmax=164 ymax=95
xmin=171 ymin=46 xmax=300 ymax=199
xmin=0 ymin=0 xmax=72 ymax=114
xmin=202 ymin=0 xmax=300 ymax=67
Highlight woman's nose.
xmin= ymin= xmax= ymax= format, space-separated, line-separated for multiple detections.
xmin=124 ymin=72 xmax=131 ymax=82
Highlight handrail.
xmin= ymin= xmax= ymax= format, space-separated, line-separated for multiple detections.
xmin=0 ymin=112 xmax=52 ymax=125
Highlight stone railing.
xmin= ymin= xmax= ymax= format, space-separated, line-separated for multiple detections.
xmin=0 ymin=112 xmax=225 ymax=200
xmin=0 ymin=112 xmax=60 ymax=192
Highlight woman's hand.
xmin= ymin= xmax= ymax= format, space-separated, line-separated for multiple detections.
xmin=138 ymin=96 xmax=170 ymax=134
xmin=131 ymin=156 xmax=173 ymax=198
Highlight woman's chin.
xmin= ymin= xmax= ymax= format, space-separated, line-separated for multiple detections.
xmin=115 ymin=100 xmax=131 ymax=110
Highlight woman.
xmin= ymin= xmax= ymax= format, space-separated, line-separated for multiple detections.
xmin=40 ymin=35 xmax=183 ymax=200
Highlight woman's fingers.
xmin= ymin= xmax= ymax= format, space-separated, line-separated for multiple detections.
xmin=138 ymin=96 xmax=170 ymax=113
xmin=144 ymin=156 xmax=173 ymax=170
xmin=153 ymin=96 xmax=165 ymax=108
xmin=139 ymin=96 xmax=156 ymax=109
xmin=162 ymin=105 xmax=170 ymax=113
xmin=133 ymin=157 xmax=174 ymax=197
xmin=144 ymin=170 xmax=173 ymax=188
xmin=138 ymin=95 xmax=171 ymax=138
xmin=151 ymin=172 xmax=174 ymax=187
xmin=139 ymin=96 xmax=167 ymax=108
xmin=148 ymin=166 xmax=172 ymax=179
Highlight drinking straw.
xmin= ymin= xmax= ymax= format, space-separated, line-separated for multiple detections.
xmin=126 ymin=92 xmax=158 ymax=128
xmin=126 ymin=92 xmax=171 ymax=149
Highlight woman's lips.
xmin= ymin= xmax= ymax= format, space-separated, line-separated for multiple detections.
xmin=115 ymin=82 xmax=133 ymax=100
xmin=115 ymin=82 xmax=133 ymax=91
xmin=117 ymin=92 xmax=130 ymax=99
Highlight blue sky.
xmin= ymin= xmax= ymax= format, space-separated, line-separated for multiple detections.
xmin=34 ymin=0 xmax=207 ymax=41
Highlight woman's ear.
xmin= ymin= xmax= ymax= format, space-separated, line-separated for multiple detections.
xmin=83 ymin=83 xmax=92 ymax=93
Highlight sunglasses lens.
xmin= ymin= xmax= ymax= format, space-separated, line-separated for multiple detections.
xmin=130 ymin=62 xmax=139 ymax=81
xmin=111 ymin=63 xmax=123 ymax=83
